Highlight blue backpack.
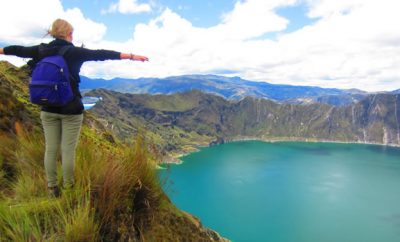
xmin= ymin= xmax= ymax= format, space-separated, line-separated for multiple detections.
xmin=29 ymin=46 xmax=74 ymax=106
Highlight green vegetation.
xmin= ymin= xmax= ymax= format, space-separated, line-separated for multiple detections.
xmin=0 ymin=122 xmax=163 ymax=241
xmin=0 ymin=61 xmax=228 ymax=241
xmin=3 ymin=57 xmax=398 ymax=240
xmin=88 ymin=87 xmax=400 ymax=151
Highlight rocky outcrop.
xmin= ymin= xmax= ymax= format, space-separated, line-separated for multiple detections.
xmin=142 ymin=206 xmax=229 ymax=242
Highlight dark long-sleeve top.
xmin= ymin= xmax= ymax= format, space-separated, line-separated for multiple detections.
xmin=3 ymin=38 xmax=121 ymax=114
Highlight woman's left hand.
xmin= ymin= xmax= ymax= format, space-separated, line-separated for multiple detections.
xmin=131 ymin=54 xmax=149 ymax=62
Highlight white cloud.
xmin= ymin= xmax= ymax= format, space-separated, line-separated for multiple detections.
xmin=305 ymin=0 xmax=364 ymax=18
xmin=1 ymin=0 xmax=400 ymax=92
xmin=103 ymin=0 xmax=152 ymax=14
xmin=56 ymin=0 xmax=400 ymax=92
xmin=214 ymin=0 xmax=296 ymax=40
xmin=0 ymin=0 xmax=106 ymax=45
xmin=0 ymin=0 xmax=62 ymax=45
xmin=63 ymin=8 xmax=107 ymax=44
xmin=267 ymin=0 xmax=400 ymax=91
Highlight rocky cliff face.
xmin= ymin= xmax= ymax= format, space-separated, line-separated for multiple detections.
xmin=351 ymin=94 xmax=400 ymax=145
xmin=87 ymin=89 xmax=400 ymax=148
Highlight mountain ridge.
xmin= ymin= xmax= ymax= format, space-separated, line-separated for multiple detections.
xmin=86 ymin=88 xmax=400 ymax=159
xmin=81 ymin=74 xmax=371 ymax=106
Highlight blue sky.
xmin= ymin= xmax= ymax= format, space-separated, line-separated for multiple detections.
xmin=59 ymin=0 xmax=316 ymax=42
xmin=60 ymin=1 xmax=237 ymax=41
xmin=1 ymin=0 xmax=400 ymax=92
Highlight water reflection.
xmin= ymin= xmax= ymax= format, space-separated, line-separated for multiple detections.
xmin=366 ymin=145 xmax=400 ymax=157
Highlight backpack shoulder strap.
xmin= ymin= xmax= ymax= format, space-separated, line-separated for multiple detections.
xmin=28 ymin=44 xmax=52 ymax=71
xmin=55 ymin=46 xmax=80 ymax=96
xmin=57 ymin=45 xmax=72 ymax=57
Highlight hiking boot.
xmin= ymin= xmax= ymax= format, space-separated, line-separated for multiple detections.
xmin=48 ymin=186 xmax=61 ymax=198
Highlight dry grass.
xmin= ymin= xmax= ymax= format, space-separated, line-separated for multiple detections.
xmin=0 ymin=125 xmax=163 ymax=241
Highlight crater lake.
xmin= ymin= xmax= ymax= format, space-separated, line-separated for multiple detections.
xmin=160 ymin=141 xmax=400 ymax=242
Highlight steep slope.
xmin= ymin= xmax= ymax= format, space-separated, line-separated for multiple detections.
xmin=0 ymin=62 xmax=40 ymax=133
xmin=287 ymin=93 xmax=367 ymax=106
xmin=87 ymin=88 xmax=400 ymax=155
xmin=0 ymin=61 xmax=229 ymax=241
xmin=351 ymin=94 xmax=400 ymax=144
xmin=88 ymin=89 xmax=213 ymax=161
xmin=391 ymin=89 xmax=400 ymax=94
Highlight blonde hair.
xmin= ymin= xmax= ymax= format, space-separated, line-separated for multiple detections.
xmin=47 ymin=19 xmax=73 ymax=40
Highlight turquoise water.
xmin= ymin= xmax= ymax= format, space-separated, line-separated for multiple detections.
xmin=159 ymin=141 xmax=400 ymax=242
xmin=82 ymin=96 xmax=102 ymax=110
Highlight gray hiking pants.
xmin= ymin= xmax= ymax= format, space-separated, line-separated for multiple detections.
xmin=40 ymin=111 xmax=83 ymax=188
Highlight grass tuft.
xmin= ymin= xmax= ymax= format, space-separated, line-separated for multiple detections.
xmin=0 ymin=125 xmax=163 ymax=241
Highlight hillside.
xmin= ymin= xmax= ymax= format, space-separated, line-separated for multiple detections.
xmin=286 ymin=93 xmax=367 ymax=106
xmin=2 ymin=59 xmax=398 ymax=240
xmin=0 ymin=61 xmax=228 ymax=241
xmin=86 ymin=88 xmax=400 ymax=158
xmin=80 ymin=74 xmax=368 ymax=105
xmin=392 ymin=89 xmax=400 ymax=94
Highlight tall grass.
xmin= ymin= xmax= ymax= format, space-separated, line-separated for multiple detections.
xmin=0 ymin=203 xmax=46 ymax=241
xmin=13 ymin=122 xmax=48 ymax=200
xmin=0 ymin=124 xmax=163 ymax=241
xmin=0 ymin=133 xmax=18 ymax=198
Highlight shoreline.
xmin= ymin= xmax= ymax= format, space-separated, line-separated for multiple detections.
xmin=161 ymin=136 xmax=400 ymax=164
xmin=224 ymin=136 xmax=400 ymax=148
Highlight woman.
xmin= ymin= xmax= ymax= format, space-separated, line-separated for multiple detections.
xmin=0 ymin=19 xmax=149 ymax=197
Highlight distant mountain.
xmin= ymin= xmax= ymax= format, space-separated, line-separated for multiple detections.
xmin=287 ymin=93 xmax=367 ymax=106
xmin=391 ymin=89 xmax=400 ymax=94
xmin=87 ymin=89 xmax=400 ymax=156
xmin=81 ymin=75 xmax=368 ymax=105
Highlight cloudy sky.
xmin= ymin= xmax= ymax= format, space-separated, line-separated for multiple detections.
xmin=1 ymin=0 xmax=399 ymax=92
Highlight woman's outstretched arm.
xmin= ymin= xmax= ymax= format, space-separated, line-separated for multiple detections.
xmin=120 ymin=53 xmax=149 ymax=62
